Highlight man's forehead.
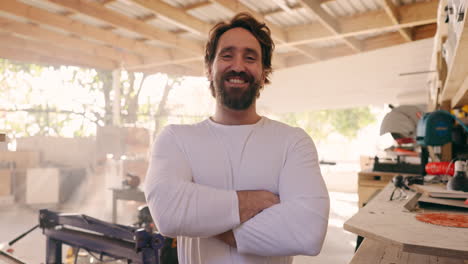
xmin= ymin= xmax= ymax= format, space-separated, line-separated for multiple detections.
xmin=216 ymin=27 xmax=261 ymax=54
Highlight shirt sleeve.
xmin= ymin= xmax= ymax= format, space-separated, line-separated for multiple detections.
xmin=144 ymin=126 xmax=240 ymax=238
xmin=233 ymin=129 xmax=330 ymax=256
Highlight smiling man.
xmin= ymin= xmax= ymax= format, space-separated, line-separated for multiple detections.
xmin=145 ymin=13 xmax=330 ymax=264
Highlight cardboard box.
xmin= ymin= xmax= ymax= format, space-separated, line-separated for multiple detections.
xmin=0 ymin=169 xmax=12 ymax=196
xmin=0 ymin=133 xmax=7 ymax=151
xmin=16 ymin=136 xmax=95 ymax=168
xmin=0 ymin=151 xmax=40 ymax=168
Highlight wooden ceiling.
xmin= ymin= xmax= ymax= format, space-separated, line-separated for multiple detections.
xmin=0 ymin=0 xmax=439 ymax=76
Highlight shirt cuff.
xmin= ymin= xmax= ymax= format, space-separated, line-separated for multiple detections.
xmin=231 ymin=190 xmax=241 ymax=227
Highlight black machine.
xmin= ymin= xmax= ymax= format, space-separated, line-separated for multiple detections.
xmin=1 ymin=209 xmax=165 ymax=264
xmin=1 ymin=206 xmax=179 ymax=264
xmin=39 ymin=209 xmax=165 ymax=264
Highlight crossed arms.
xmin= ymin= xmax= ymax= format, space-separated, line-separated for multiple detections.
xmin=144 ymin=126 xmax=330 ymax=256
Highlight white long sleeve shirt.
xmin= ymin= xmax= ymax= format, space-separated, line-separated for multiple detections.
xmin=145 ymin=117 xmax=329 ymax=264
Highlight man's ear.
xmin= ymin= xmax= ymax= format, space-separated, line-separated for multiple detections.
xmin=261 ymin=70 xmax=266 ymax=85
xmin=207 ymin=65 xmax=213 ymax=82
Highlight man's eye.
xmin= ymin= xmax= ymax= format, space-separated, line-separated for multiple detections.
xmin=221 ymin=54 xmax=232 ymax=59
xmin=246 ymin=56 xmax=256 ymax=61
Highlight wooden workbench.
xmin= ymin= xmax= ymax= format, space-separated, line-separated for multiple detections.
xmin=358 ymin=170 xmax=419 ymax=207
xmin=350 ymin=238 xmax=468 ymax=264
xmin=345 ymin=183 xmax=468 ymax=261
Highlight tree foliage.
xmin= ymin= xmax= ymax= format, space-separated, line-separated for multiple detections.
xmin=0 ymin=59 xmax=178 ymax=137
xmin=278 ymin=107 xmax=376 ymax=142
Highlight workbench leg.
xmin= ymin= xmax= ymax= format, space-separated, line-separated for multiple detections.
xmin=46 ymin=238 xmax=62 ymax=264
xmin=355 ymin=236 xmax=364 ymax=252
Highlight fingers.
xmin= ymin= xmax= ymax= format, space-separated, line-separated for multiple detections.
xmin=237 ymin=190 xmax=280 ymax=223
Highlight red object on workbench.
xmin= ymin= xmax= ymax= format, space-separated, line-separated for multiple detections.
xmin=425 ymin=162 xmax=455 ymax=176
xmin=416 ymin=213 xmax=468 ymax=228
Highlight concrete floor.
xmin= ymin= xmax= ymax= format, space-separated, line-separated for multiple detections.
xmin=0 ymin=169 xmax=359 ymax=264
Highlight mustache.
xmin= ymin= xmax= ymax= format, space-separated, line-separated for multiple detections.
xmin=222 ymin=71 xmax=253 ymax=83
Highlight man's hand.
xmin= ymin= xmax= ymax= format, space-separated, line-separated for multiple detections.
xmin=216 ymin=191 xmax=279 ymax=247
xmin=237 ymin=190 xmax=280 ymax=223
xmin=215 ymin=230 xmax=237 ymax=248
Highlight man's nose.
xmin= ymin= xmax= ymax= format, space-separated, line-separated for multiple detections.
xmin=230 ymin=55 xmax=245 ymax=72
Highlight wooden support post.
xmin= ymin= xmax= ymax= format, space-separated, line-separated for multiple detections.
xmin=112 ymin=69 xmax=121 ymax=126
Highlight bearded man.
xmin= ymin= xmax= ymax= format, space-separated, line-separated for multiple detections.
xmin=145 ymin=12 xmax=330 ymax=264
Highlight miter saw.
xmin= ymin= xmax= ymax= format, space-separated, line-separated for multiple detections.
xmin=377 ymin=105 xmax=425 ymax=174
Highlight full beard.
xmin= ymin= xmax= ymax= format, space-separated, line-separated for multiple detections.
xmin=212 ymin=71 xmax=261 ymax=110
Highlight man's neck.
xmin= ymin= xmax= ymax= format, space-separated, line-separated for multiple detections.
xmin=211 ymin=103 xmax=261 ymax=125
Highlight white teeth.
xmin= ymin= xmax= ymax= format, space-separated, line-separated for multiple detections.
xmin=228 ymin=79 xmax=246 ymax=84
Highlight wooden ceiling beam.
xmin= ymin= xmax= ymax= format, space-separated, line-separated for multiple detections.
xmin=0 ymin=0 xmax=170 ymax=62
xmin=130 ymin=55 xmax=203 ymax=71
xmin=0 ymin=0 xmax=212 ymax=70
xmin=299 ymin=0 xmax=362 ymax=52
xmin=57 ymin=0 xmax=117 ymax=17
xmin=45 ymin=0 xmax=203 ymax=55
xmin=379 ymin=0 xmax=412 ymax=42
xmin=182 ymin=1 xmax=212 ymax=11
xmin=325 ymin=23 xmax=436 ymax=60
xmin=263 ymin=3 xmax=301 ymax=16
xmin=141 ymin=63 xmax=202 ymax=76
xmin=100 ymin=0 xmax=117 ymax=4
xmin=285 ymin=23 xmax=436 ymax=68
xmin=262 ymin=0 xmax=335 ymax=16
xmin=0 ymin=40 xmax=117 ymax=69
xmin=287 ymin=0 xmax=437 ymax=46
xmin=0 ymin=16 xmax=142 ymax=68
xmin=138 ymin=13 xmax=157 ymax=22
xmin=129 ymin=0 xmax=212 ymax=37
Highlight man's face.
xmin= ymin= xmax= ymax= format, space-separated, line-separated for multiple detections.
xmin=208 ymin=27 xmax=265 ymax=110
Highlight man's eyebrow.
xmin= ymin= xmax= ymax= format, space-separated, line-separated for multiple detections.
xmin=219 ymin=47 xmax=235 ymax=54
xmin=218 ymin=47 xmax=260 ymax=56
xmin=245 ymin=48 xmax=259 ymax=57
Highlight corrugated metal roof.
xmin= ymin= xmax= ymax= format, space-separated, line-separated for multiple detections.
xmin=188 ymin=3 xmax=234 ymax=24
xmin=178 ymin=31 xmax=207 ymax=42
xmin=107 ymin=0 xmax=152 ymax=19
xmin=111 ymin=27 xmax=146 ymax=39
xmin=266 ymin=7 xmax=316 ymax=27
xmin=241 ymin=0 xmax=280 ymax=13
xmin=69 ymin=13 xmax=111 ymax=28
xmin=0 ymin=0 xmax=438 ymax=73
xmin=147 ymin=17 xmax=182 ymax=32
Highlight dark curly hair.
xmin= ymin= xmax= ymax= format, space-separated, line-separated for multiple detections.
xmin=204 ymin=12 xmax=275 ymax=97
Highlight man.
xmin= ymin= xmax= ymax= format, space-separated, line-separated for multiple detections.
xmin=145 ymin=13 xmax=329 ymax=264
